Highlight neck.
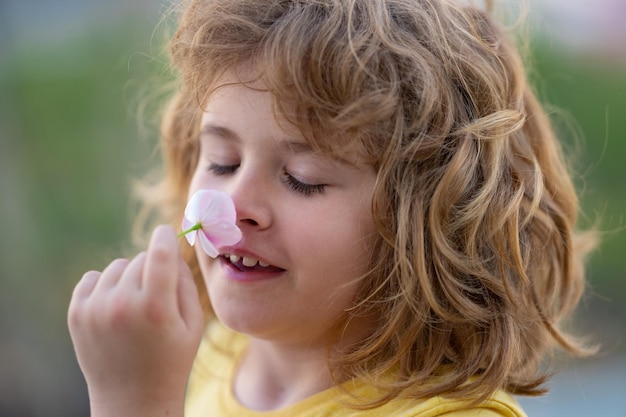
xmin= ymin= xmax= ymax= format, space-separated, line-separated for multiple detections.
xmin=234 ymin=337 xmax=338 ymax=411
xmin=232 ymin=312 xmax=377 ymax=411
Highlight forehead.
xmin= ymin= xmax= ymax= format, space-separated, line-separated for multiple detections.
xmin=202 ymin=68 xmax=374 ymax=167
xmin=201 ymin=75 xmax=303 ymax=147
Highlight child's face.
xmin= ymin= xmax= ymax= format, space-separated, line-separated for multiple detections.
xmin=188 ymin=71 xmax=378 ymax=346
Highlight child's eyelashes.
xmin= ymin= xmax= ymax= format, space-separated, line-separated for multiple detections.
xmin=207 ymin=163 xmax=326 ymax=196
xmin=207 ymin=163 xmax=239 ymax=175
xmin=282 ymin=173 xmax=326 ymax=196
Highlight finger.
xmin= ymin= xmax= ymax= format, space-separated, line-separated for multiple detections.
xmin=143 ymin=225 xmax=180 ymax=303
xmin=72 ymin=270 xmax=101 ymax=300
xmin=94 ymin=258 xmax=130 ymax=291
xmin=68 ymin=270 xmax=101 ymax=330
xmin=118 ymin=251 xmax=147 ymax=290
xmin=176 ymin=259 xmax=204 ymax=332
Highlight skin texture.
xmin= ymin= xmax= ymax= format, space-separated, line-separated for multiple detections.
xmin=67 ymin=226 xmax=205 ymax=417
xmin=188 ymin=73 xmax=379 ymax=410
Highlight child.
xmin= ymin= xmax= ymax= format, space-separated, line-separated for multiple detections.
xmin=68 ymin=0 xmax=597 ymax=416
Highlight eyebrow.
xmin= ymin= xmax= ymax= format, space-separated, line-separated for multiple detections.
xmin=200 ymin=124 xmax=240 ymax=142
xmin=200 ymin=123 xmax=315 ymax=154
xmin=200 ymin=123 xmax=363 ymax=168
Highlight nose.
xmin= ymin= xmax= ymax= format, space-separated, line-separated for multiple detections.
xmin=227 ymin=169 xmax=272 ymax=230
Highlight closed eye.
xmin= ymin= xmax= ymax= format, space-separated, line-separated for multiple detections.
xmin=282 ymin=172 xmax=326 ymax=196
xmin=208 ymin=163 xmax=239 ymax=175
xmin=208 ymin=163 xmax=325 ymax=196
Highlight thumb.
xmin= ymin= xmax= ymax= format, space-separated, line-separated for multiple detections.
xmin=177 ymin=258 xmax=205 ymax=335
xmin=143 ymin=225 xmax=180 ymax=304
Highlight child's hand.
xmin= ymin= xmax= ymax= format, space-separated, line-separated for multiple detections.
xmin=67 ymin=225 xmax=205 ymax=417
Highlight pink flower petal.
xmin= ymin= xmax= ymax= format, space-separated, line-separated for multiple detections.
xmin=196 ymin=190 xmax=238 ymax=224
xmin=181 ymin=189 xmax=242 ymax=257
xmin=183 ymin=192 xmax=204 ymax=223
xmin=197 ymin=230 xmax=219 ymax=258
xmin=203 ymin=220 xmax=243 ymax=247
xmin=185 ymin=230 xmax=197 ymax=247
xmin=182 ymin=217 xmax=196 ymax=246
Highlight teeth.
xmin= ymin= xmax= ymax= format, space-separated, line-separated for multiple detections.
xmin=225 ymin=253 xmax=271 ymax=268
xmin=242 ymin=256 xmax=257 ymax=267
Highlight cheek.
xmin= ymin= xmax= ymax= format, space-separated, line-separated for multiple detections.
xmin=195 ymin=246 xmax=218 ymax=285
xmin=293 ymin=210 xmax=375 ymax=281
xmin=187 ymin=169 xmax=203 ymax=198
xmin=330 ymin=213 xmax=377 ymax=279
xmin=300 ymin=220 xmax=374 ymax=315
xmin=188 ymin=168 xmax=218 ymax=198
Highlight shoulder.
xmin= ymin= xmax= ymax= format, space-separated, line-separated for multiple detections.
xmin=427 ymin=391 xmax=528 ymax=417
xmin=365 ymin=390 xmax=527 ymax=417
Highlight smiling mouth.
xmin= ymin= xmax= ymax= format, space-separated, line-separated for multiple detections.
xmin=221 ymin=254 xmax=285 ymax=273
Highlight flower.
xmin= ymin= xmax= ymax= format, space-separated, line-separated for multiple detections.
xmin=179 ymin=190 xmax=242 ymax=258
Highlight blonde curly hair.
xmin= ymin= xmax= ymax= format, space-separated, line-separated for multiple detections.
xmin=136 ymin=0 xmax=596 ymax=407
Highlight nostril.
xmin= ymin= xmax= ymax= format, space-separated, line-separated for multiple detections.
xmin=240 ymin=218 xmax=259 ymax=226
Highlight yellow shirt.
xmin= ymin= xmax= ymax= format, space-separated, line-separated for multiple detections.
xmin=185 ymin=323 xmax=527 ymax=417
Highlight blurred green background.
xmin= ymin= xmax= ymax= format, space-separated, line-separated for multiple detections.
xmin=0 ymin=1 xmax=624 ymax=416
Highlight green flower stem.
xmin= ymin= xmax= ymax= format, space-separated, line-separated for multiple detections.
xmin=178 ymin=222 xmax=202 ymax=237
